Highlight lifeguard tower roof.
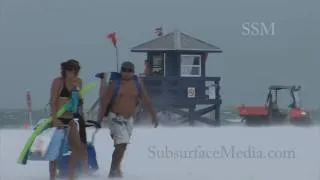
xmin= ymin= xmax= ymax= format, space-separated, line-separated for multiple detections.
xmin=131 ymin=30 xmax=222 ymax=53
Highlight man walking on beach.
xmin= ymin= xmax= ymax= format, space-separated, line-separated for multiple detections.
xmin=97 ymin=61 xmax=158 ymax=178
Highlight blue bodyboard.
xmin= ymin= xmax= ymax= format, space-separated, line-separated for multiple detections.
xmin=28 ymin=128 xmax=66 ymax=161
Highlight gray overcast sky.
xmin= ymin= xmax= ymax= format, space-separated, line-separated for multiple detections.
xmin=0 ymin=0 xmax=319 ymax=109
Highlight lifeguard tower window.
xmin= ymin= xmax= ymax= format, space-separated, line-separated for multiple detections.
xmin=180 ymin=55 xmax=201 ymax=77
xmin=151 ymin=54 xmax=165 ymax=76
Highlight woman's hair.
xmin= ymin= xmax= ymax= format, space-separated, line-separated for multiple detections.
xmin=60 ymin=59 xmax=81 ymax=77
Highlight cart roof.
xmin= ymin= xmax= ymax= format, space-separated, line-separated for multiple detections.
xmin=268 ymin=85 xmax=301 ymax=90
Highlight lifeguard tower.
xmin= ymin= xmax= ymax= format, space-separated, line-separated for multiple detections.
xmin=132 ymin=30 xmax=223 ymax=126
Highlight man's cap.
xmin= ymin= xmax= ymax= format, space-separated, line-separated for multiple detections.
xmin=121 ymin=61 xmax=135 ymax=70
xmin=67 ymin=59 xmax=79 ymax=65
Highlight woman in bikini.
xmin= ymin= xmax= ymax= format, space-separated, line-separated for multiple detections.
xmin=49 ymin=59 xmax=88 ymax=180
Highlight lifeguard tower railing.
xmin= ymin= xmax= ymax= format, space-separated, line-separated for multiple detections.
xmin=142 ymin=76 xmax=220 ymax=107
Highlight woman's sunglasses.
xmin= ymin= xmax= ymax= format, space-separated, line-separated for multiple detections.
xmin=121 ymin=67 xmax=134 ymax=73
xmin=65 ymin=67 xmax=76 ymax=71
xmin=65 ymin=67 xmax=80 ymax=74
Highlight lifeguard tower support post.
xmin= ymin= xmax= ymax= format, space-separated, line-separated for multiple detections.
xmin=131 ymin=30 xmax=222 ymax=126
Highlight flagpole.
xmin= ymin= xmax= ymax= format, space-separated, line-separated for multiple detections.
xmin=116 ymin=46 xmax=119 ymax=72
xmin=26 ymin=90 xmax=32 ymax=128
xmin=29 ymin=109 xmax=32 ymax=128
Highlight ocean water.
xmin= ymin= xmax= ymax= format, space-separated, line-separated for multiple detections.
xmin=1 ymin=126 xmax=320 ymax=180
